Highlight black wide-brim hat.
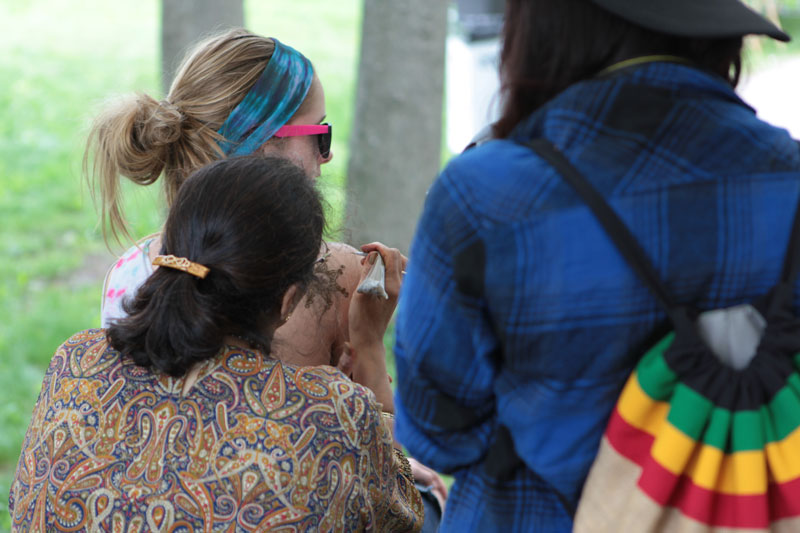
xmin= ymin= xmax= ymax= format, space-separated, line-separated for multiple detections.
xmin=591 ymin=0 xmax=791 ymax=42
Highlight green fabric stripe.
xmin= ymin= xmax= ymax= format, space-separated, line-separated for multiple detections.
xmin=666 ymin=383 xmax=712 ymax=441
xmin=702 ymin=407 xmax=731 ymax=450
xmin=633 ymin=339 xmax=800 ymax=452
xmin=635 ymin=333 xmax=677 ymax=401
xmin=732 ymin=410 xmax=763 ymax=451
xmin=761 ymin=374 xmax=800 ymax=443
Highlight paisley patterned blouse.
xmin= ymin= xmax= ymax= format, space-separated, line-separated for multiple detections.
xmin=9 ymin=329 xmax=423 ymax=532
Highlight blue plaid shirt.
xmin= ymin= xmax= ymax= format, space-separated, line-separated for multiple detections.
xmin=394 ymin=61 xmax=800 ymax=532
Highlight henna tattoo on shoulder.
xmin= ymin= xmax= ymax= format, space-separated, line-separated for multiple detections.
xmin=304 ymin=258 xmax=349 ymax=312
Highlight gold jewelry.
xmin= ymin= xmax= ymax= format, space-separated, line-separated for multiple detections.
xmin=282 ymin=312 xmax=293 ymax=325
xmin=381 ymin=411 xmax=395 ymax=422
xmin=152 ymin=255 xmax=210 ymax=279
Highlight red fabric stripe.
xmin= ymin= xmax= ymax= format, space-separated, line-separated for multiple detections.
xmin=637 ymin=452 xmax=768 ymax=528
xmin=605 ymin=407 xmax=800 ymax=528
xmin=605 ymin=406 xmax=655 ymax=465
xmin=772 ymin=476 xmax=800 ymax=520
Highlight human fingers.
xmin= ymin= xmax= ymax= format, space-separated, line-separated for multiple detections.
xmin=360 ymin=242 xmax=400 ymax=269
xmin=360 ymin=243 xmax=403 ymax=296
xmin=430 ymin=471 xmax=448 ymax=504
xmin=358 ymin=242 xmax=404 ymax=275
xmin=350 ymin=248 xmax=388 ymax=299
xmin=407 ymin=457 xmax=433 ymax=485
xmin=407 ymin=458 xmax=449 ymax=508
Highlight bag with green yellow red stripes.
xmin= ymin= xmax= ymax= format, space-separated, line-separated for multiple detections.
xmin=527 ymin=139 xmax=800 ymax=532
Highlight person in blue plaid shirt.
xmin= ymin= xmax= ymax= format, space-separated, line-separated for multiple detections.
xmin=394 ymin=0 xmax=799 ymax=530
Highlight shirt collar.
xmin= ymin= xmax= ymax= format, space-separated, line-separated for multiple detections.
xmin=511 ymin=61 xmax=753 ymax=142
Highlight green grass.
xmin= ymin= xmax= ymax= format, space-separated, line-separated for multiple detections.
xmin=0 ymin=0 xmax=362 ymax=529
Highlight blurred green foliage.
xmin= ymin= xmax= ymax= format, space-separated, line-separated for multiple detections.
xmin=0 ymin=0 xmax=361 ymax=528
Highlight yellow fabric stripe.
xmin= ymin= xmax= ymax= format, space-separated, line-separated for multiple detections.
xmin=650 ymin=423 xmax=766 ymax=494
xmin=766 ymin=426 xmax=800 ymax=483
xmin=615 ymin=373 xmax=800 ymax=494
xmin=617 ymin=372 xmax=670 ymax=436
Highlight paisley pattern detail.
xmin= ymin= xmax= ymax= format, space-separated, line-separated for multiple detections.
xmin=10 ymin=329 xmax=423 ymax=532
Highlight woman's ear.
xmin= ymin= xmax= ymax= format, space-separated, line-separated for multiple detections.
xmin=280 ymin=283 xmax=303 ymax=323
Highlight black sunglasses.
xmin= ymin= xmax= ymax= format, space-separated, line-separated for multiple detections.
xmin=273 ymin=122 xmax=332 ymax=158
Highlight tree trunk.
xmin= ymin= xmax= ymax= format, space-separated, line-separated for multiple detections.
xmin=161 ymin=0 xmax=244 ymax=94
xmin=346 ymin=0 xmax=448 ymax=254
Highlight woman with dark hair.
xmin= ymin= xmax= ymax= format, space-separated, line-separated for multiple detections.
xmin=395 ymin=0 xmax=799 ymax=530
xmin=9 ymin=156 xmax=423 ymax=531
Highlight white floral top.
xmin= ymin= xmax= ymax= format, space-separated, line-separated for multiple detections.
xmin=100 ymin=237 xmax=156 ymax=328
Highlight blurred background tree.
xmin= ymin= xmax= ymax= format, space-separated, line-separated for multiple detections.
xmin=161 ymin=0 xmax=244 ymax=93
xmin=346 ymin=0 xmax=448 ymax=253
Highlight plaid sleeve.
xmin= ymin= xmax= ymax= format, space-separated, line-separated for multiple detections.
xmin=394 ymin=167 xmax=500 ymax=474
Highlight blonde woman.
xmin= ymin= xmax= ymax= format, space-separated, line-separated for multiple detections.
xmin=88 ymin=28 xmax=333 ymax=327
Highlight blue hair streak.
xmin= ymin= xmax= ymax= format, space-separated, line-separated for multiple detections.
xmin=217 ymin=38 xmax=314 ymax=157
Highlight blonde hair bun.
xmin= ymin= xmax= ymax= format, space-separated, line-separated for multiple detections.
xmin=98 ymin=93 xmax=184 ymax=185
xmin=85 ymin=29 xmax=278 ymax=245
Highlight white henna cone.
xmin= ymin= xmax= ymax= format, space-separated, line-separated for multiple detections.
xmin=356 ymin=253 xmax=389 ymax=299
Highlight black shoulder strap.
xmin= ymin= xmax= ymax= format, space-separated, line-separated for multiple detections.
xmin=524 ymin=138 xmax=677 ymax=311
